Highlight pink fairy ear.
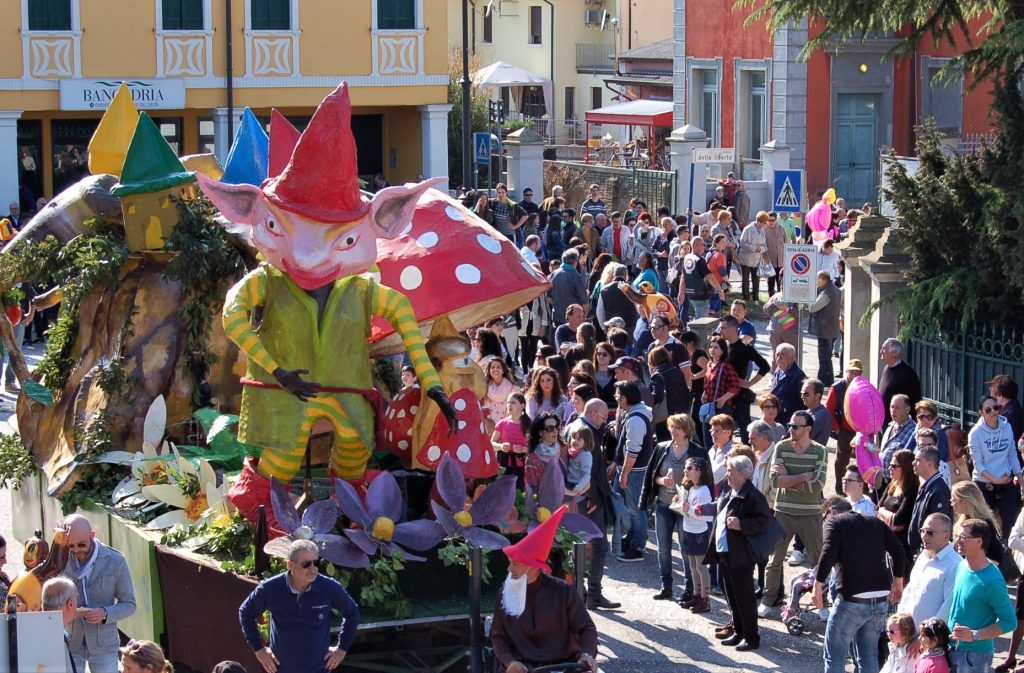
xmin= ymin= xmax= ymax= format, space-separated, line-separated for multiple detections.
xmin=370 ymin=178 xmax=445 ymax=239
xmin=196 ymin=172 xmax=264 ymax=224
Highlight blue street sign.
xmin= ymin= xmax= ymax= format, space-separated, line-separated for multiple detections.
xmin=773 ymin=169 xmax=803 ymax=213
xmin=474 ymin=132 xmax=491 ymax=166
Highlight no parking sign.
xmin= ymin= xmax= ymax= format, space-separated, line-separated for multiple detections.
xmin=784 ymin=244 xmax=817 ymax=303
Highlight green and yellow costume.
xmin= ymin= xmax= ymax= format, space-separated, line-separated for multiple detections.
xmin=222 ymin=263 xmax=441 ymax=480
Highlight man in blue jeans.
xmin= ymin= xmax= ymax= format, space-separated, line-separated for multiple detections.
xmin=948 ymin=519 xmax=1017 ymax=673
xmin=612 ymin=380 xmax=655 ymax=562
xmin=813 ymin=496 xmax=905 ymax=673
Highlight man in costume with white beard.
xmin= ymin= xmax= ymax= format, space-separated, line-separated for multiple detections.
xmin=490 ymin=505 xmax=599 ymax=673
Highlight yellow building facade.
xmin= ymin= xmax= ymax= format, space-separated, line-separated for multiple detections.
xmin=2 ymin=0 xmax=452 ymax=208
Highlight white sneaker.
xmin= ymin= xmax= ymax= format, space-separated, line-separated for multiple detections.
xmin=787 ymin=550 xmax=806 ymax=566
xmin=757 ymin=604 xmax=775 ymax=618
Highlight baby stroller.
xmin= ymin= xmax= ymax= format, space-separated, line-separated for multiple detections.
xmin=780 ymin=569 xmax=829 ymax=636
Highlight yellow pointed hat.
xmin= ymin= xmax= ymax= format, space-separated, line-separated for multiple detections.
xmin=88 ymin=82 xmax=140 ymax=177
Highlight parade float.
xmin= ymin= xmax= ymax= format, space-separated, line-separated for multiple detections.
xmin=0 ymin=82 xmax=600 ymax=673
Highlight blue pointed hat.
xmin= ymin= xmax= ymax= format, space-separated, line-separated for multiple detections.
xmin=221 ymin=108 xmax=269 ymax=186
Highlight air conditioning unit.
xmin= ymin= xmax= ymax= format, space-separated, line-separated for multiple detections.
xmin=584 ymin=9 xmax=602 ymax=26
xmin=583 ymin=0 xmax=604 ymax=5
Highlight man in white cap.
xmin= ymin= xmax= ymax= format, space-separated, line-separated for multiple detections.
xmin=490 ymin=506 xmax=598 ymax=673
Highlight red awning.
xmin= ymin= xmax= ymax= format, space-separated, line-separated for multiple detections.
xmin=584 ymin=99 xmax=674 ymax=127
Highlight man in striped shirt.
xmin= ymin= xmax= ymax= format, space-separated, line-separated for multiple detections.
xmin=759 ymin=409 xmax=829 ymax=616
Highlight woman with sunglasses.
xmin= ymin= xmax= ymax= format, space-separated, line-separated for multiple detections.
xmin=756 ymin=393 xmax=787 ymax=442
xmin=524 ymin=412 xmax=565 ymax=489
xmin=641 ymin=414 xmax=709 ymax=606
xmin=879 ymin=613 xmax=918 ymax=673
xmin=906 ymin=400 xmax=949 ymax=459
xmin=878 ymin=449 xmax=919 ymax=573
xmin=967 ymin=394 xmax=1022 ymax=543
xmin=592 ymin=342 xmax=618 ymax=408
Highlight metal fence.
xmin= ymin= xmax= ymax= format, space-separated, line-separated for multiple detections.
xmin=958 ymin=132 xmax=996 ymax=156
xmin=575 ymin=43 xmax=615 ymax=74
xmin=542 ymin=160 xmax=677 ymax=214
xmin=908 ymin=323 xmax=1024 ymax=428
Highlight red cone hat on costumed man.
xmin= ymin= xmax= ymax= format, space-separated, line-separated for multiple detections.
xmin=503 ymin=505 xmax=566 ymax=572
xmin=262 ymin=82 xmax=370 ymax=224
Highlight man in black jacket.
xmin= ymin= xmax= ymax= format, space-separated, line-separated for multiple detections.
xmin=814 ymin=497 xmax=906 ymax=673
xmin=989 ymin=374 xmax=1024 ymax=445
xmin=720 ymin=316 xmax=770 ymax=444
xmin=909 ymin=446 xmax=951 ymax=555
xmin=566 ymin=399 xmax=620 ymax=610
xmin=770 ymin=343 xmax=806 ymax=424
xmin=878 ymin=338 xmax=922 ymax=426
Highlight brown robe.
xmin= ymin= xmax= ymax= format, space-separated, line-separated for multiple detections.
xmin=490 ymin=574 xmax=598 ymax=670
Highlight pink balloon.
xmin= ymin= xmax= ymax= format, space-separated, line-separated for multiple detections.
xmin=806 ymin=201 xmax=832 ymax=233
xmin=855 ymin=434 xmax=884 ymax=487
xmin=844 ymin=376 xmax=885 ymax=435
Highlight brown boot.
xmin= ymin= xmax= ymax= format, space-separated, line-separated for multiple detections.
xmin=690 ymin=596 xmax=711 ymax=614
xmin=679 ymin=595 xmax=700 ymax=609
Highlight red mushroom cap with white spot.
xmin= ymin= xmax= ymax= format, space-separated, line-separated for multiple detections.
xmin=381 ymin=386 xmax=420 ymax=466
xmin=368 ymin=189 xmax=550 ymax=355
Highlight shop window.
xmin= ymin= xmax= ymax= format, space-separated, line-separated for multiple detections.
xmin=51 ymin=119 xmax=96 ymax=195
xmin=198 ymin=118 xmax=215 ymax=155
xmin=28 ymin=0 xmax=72 ymax=31
xmin=153 ymin=118 xmax=183 ymax=156
xmin=162 ymin=0 xmax=204 ymax=30
xmin=18 ymin=121 xmax=43 ymax=208
xmin=250 ymin=0 xmax=290 ymax=30
xmin=377 ymin=0 xmax=415 ymax=30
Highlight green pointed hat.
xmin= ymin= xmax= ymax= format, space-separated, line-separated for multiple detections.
xmin=112 ymin=112 xmax=195 ymax=197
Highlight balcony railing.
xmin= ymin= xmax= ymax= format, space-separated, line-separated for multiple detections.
xmin=576 ymin=43 xmax=614 ymax=74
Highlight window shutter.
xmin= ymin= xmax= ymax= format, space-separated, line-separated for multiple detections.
xmin=28 ymin=0 xmax=72 ymax=31
xmin=180 ymin=0 xmax=203 ymax=30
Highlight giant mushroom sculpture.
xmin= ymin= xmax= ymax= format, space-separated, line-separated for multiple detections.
xmin=368 ymin=190 xmax=550 ymax=355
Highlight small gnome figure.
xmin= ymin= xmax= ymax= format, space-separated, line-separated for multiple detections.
xmin=411 ymin=317 xmax=497 ymax=478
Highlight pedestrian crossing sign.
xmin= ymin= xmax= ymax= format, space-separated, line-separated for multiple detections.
xmin=474 ymin=132 xmax=491 ymax=166
xmin=773 ymin=169 xmax=803 ymax=213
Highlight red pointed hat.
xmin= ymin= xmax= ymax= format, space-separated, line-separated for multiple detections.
xmin=262 ymin=83 xmax=370 ymax=224
xmin=268 ymin=109 xmax=300 ymax=179
xmin=503 ymin=505 xmax=566 ymax=572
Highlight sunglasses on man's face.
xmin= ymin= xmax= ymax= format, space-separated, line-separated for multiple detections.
xmin=543 ymin=425 xmax=559 ymax=431
xmin=787 ymin=423 xmax=806 ymax=430
xmin=299 ymin=559 xmax=319 ymax=569
xmin=917 ymin=413 xmax=935 ymax=421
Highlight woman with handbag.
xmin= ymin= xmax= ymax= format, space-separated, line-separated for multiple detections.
xmin=642 ymin=414 xmax=709 ymax=607
xmin=700 ymin=336 xmax=740 ymax=449
xmin=648 ymin=345 xmax=690 ymax=441
xmin=699 ymin=455 xmax=773 ymax=651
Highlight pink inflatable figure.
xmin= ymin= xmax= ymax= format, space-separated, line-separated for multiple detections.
xmin=844 ymin=376 xmax=886 ymax=487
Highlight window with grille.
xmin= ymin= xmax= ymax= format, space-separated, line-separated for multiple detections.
xmin=27 ymin=0 xmax=72 ymax=31
xmin=162 ymin=0 xmax=204 ymax=30
xmin=250 ymin=0 xmax=290 ymax=30
xmin=378 ymin=0 xmax=415 ymax=30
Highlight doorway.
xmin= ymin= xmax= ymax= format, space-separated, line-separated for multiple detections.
xmin=832 ymin=93 xmax=878 ymax=207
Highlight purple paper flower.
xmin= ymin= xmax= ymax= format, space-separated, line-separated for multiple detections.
xmin=526 ymin=458 xmax=602 ymax=540
xmin=334 ymin=473 xmax=444 ymax=564
xmin=263 ymin=478 xmax=366 ymax=569
xmin=433 ymin=453 xmax=517 ymax=550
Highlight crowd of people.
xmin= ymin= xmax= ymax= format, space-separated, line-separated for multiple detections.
xmin=441 ymin=182 xmax=1024 ymax=670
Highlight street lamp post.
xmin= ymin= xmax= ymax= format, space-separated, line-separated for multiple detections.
xmin=461 ymin=0 xmax=473 ymax=190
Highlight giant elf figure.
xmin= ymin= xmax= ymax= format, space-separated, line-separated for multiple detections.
xmin=195 ymin=83 xmax=458 ymax=515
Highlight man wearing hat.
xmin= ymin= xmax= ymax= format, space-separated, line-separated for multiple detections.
xmin=824 ymin=359 xmax=863 ymax=492
xmin=491 ymin=506 xmax=599 ymax=673
xmin=610 ymin=356 xmax=652 ymax=408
